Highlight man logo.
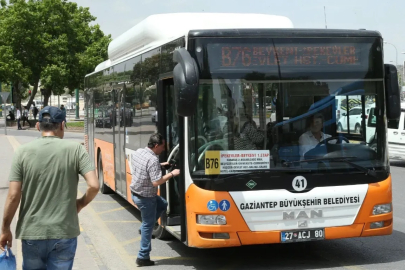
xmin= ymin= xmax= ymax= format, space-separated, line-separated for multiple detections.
xmin=283 ymin=210 xmax=323 ymax=220
xmin=298 ymin=220 xmax=308 ymax=228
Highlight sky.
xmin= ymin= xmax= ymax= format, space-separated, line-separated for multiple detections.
xmin=74 ymin=0 xmax=405 ymax=65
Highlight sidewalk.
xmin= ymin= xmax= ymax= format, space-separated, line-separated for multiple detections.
xmin=0 ymin=134 xmax=99 ymax=269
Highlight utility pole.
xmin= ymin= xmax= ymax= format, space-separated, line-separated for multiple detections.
xmin=1 ymin=92 xmax=10 ymax=135
xmin=324 ymin=6 xmax=328 ymax=29
xmin=75 ymin=88 xmax=79 ymax=119
xmin=10 ymin=83 xmax=13 ymax=111
xmin=0 ymin=81 xmax=2 ymax=118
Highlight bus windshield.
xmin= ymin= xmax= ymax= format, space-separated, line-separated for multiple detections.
xmin=188 ymin=37 xmax=386 ymax=178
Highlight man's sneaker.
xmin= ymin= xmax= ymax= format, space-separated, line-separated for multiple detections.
xmin=138 ymin=228 xmax=155 ymax=239
xmin=136 ymin=258 xmax=155 ymax=267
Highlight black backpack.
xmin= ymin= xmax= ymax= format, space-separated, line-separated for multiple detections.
xmin=33 ymin=107 xmax=38 ymax=114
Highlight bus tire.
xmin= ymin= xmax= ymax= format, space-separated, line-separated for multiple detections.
xmin=153 ymin=223 xmax=173 ymax=240
xmin=98 ymin=154 xmax=112 ymax=194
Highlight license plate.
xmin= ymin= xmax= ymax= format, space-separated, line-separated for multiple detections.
xmin=281 ymin=228 xmax=325 ymax=243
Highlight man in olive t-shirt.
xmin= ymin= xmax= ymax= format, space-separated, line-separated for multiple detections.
xmin=0 ymin=106 xmax=99 ymax=270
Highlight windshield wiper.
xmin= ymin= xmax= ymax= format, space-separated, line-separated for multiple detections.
xmin=284 ymin=156 xmax=377 ymax=178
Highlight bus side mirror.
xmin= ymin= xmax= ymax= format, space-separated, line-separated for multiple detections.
xmin=173 ymin=48 xmax=199 ymax=117
xmin=385 ymin=64 xmax=401 ymax=120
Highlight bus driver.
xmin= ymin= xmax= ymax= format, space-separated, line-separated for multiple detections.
xmin=298 ymin=113 xmax=331 ymax=158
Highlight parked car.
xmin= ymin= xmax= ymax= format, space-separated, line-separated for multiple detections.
xmin=367 ymin=107 xmax=405 ymax=159
xmin=337 ymin=104 xmax=374 ymax=134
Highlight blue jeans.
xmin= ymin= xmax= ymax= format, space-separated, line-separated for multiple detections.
xmin=132 ymin=194 xmax=168 ymax=260
xmin=21 ymin=238 xmax=77 ymax=270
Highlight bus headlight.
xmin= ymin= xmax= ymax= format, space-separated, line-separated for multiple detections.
xmin=197 ymin=215 xmax=227 ymax=225
xmin=372 ymin=203 xmax=392 ymax=215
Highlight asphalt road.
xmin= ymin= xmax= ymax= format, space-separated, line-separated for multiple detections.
xmin=1 ymin=129 xmax=404 ymax=270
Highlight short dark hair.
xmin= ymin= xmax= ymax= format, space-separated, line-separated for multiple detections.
xmin=39 ymin=114 xmax=61 ymax=132
xmin=307 ymin=113 xmax=324 ymax=128
xmin=147 ymin=133 xmax=164 ymax=148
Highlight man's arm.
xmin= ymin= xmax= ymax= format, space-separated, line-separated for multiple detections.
xmin=1 ymin=181 xmax=22 ymax=250
xmin=151 ymin=169 xmax=180 ymax=187
xmin=298 ymin=134 xmax=310 ymax=158
xmin=76 ymin=170 xmax=99 ymax=213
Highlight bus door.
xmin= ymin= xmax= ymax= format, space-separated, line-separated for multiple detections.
xmin=159 ymin=78 xmax=182 ymax=230
xmin=113 ymin=86 xmax=127 ymax=198
xmin=85 ymin=90 xmax=95 ymax=167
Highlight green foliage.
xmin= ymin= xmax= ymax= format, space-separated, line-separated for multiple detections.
xmin=0 ymin=0 xmax=111 ymax=107
xmin=66 ymin=121 xmax=84 ymax=128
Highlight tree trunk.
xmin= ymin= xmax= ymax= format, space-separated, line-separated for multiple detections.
xmin=13 ymin=80 xmax=22 ymax=110
xmin=43 ymin=89 xmax=52 ymax=106
xmin=26 ymin=80 xmax=39 ymax=110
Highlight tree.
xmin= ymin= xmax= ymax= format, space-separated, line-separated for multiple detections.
xmin=0 ymin=0 xmax=111 ymax=108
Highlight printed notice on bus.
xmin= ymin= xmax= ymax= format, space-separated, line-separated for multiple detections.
xmin=205 ymin=150 xmax=270 ymax=175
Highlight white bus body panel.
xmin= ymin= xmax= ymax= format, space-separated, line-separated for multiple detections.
xmin=108 ymin=13 xmax=293 ymax=64
xmin=230 ymin=184 xmax=368 ymax=231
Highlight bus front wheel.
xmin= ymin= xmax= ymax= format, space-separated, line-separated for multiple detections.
xmin=98 ymin=154 xmax=112 ymax=194
xmin=153 ymin=222 xmax=173 ymax=240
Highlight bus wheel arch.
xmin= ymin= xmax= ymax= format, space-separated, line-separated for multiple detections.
xmin=97 ymin=149 xmax=112 ymax=194
xmin=153 ymin=219 xmax=173 ymax=240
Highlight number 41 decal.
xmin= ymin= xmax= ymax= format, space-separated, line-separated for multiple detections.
xmin=292 ymin=176 xmax=307 ymax=192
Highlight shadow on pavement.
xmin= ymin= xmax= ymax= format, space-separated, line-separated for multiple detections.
xmin=157 ymin=230 xmax=405 ymax=269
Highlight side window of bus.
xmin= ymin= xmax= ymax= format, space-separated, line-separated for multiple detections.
xmin=165 ymin=83 xmax=178 ymax=153
xmin=123 ymin=55 xmax=141 ymax=150
xmin=94 ymin=87 xmax=104 ymax=135
xmin=140 ymin=48 xmax=160 ymax=147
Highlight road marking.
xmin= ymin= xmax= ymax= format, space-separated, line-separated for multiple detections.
xmin=78 ymin=190 xmax=137 ymax=269
xmin=6 ymin=136 xmax=22 ymax=270
xmin=97 ymin=206 xmax=131 ymax=215
xmin=104 ymin=220 xmax=140 ymax=223
xmin=121 ymin=236 xmax=141 ymax=246
xmin=90 ymin=201 xmax=118 ymax=204
xmin=343 ymin=266 xmax=363 ymax=270
xmin=7 ymin=136 xmax=20 ymax=151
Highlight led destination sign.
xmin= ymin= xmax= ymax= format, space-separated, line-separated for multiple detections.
xmin=221 ymin=45 xmax=360 ymax=67
xmin=206 ymin=41 xmax=372 ymax=72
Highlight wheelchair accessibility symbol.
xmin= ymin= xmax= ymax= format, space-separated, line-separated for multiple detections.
xmin=207 ymin=200 xmax=219 ymax=211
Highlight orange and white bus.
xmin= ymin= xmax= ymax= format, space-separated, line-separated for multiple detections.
xmin=84 ymin=13 xmax=401 ymax=248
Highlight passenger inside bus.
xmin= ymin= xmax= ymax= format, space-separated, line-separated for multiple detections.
xmin=298 ymin=113 xmax=332 ymax=158
xmin=238 ymin=114 xmax=265 ymax=149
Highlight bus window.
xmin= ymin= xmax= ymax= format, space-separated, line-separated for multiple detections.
xmin=189 ymin=79 xmax=381 ymax=172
